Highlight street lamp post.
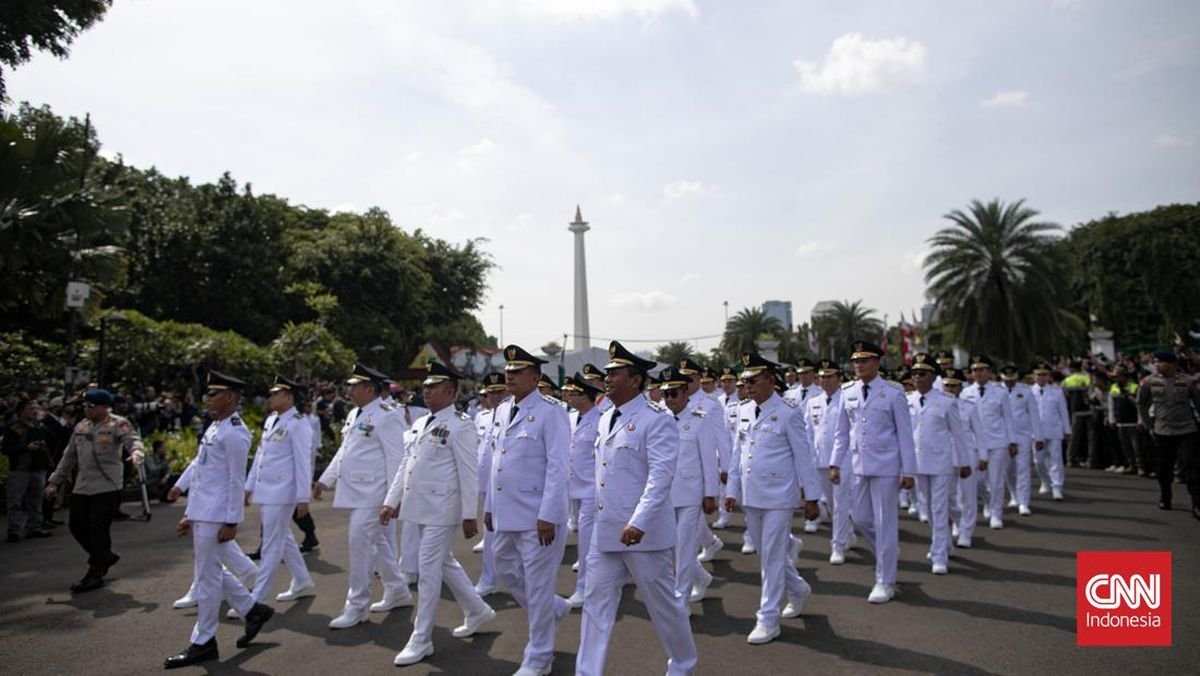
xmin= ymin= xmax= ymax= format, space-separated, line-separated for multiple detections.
xmin=499 ymin=304 xmax=505 ymax=347
xmin=97 ymin=311 xmax=128 ymax=389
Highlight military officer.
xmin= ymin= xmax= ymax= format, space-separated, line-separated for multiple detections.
xmin=164 ymin=372 xmax=273 ymax=669
xmin=659 ymin=367 xmax=720 ymax=607
xmin=1031 ymin=361 xmax=1071 ymax=500
xmin=563 ymin=372 xmax=604 ymax=608
xmin=907 ymin=354 xmax=973 ymax=574
xmin=471 ymin=373 xmax=507 ymax=594
xmin=576 ymin=342 xmax=697 ymax=676
xmin=244 ymin=376 xmax=315 ymax=606
xmin=1136 ymin=349 xmax=1200 ymax=515
xmin=45 ymin=388 xmax=145 ymax=593
xmin=383 ymin=362 xmax=495 ymax=666
xmin=724 ymin=352 xmax=821 ymax=642
xmin=485 ymin=345 xmax=572 ymax=676
xmin=830 ymin=341 xmax=918 ymax=603
xmin=1000 ymin=363 xmax=1043 ymax=516
xmin=960 ymin=355 xmax=1018 ymax=530
xmin=679 ymin=358 xmax=732 ymax=564
xmin=314 ymin=363 xmax=413 ymax=629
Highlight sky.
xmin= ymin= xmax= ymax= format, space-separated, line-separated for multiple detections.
xmin=10 ymin=0 xmax=1199 ymax=355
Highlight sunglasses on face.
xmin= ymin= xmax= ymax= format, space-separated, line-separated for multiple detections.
xmin=662 ymin=389 xmax=684 ymax=398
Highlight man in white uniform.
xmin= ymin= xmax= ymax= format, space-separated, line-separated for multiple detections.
xmin=1000 ymin=363 xmax=1043 ymax=516
xmin=1032 ymin=361 xmax=1072 ymax=500
xmin=679 ymin=358 xmax=731 ymax=562
xmin=942 ymin=370 xmax=987 ymax=548
xmin=563 ymin=372 xmax=603 ymax=608
xmin=471 ymin=373 xmax=507 ymax=594
xmin=385 ymin=362 xmax=495 ymax=666
xmin=164 ymin=372 xmax=274 ymax=669
xmin=783 ymin=359 xmax=820 ymax=406
xmin=807 ymin=360 xmax=854 ymax=556
xmin=576 ymin=342 xmax=697 ymax=675
xmin=960 ymin=355 xmax=1019 ymax=530
xmin=314 ymin=363 xmax=413 ymax=629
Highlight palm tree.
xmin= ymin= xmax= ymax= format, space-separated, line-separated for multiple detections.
xmin=923 ymin=198 xmax=1082 ymax=362
xmin=720 ymin=307 xmax=785 ymax=360
xmin=653 ymin=341 xmax=694 ymax=366
xmin=813 ymin=300 xmax=883 ymax=358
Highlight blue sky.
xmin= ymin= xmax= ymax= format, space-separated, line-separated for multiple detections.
xmin=10 ymin=0 xmax=1198 ymax=354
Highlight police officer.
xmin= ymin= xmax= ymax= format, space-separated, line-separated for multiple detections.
xmin=576 ymin=341 xmax=697 ymax=675
xmin=45 ymin=388 xmax=145 ymax=593
xmin=315 ymin=363 xmax=413 ymax=629
xmin=383 ymin=361 xmax=495 ymax=666
xmin=960 ymin=355 xmax=1018 ymax=530
xmin=563 ymin=372 xmax=604 ymax=608
xmin=830 ymin=341 xmax=917 ymax=604
xmin=1136 ymin=349 xmax=1200 ymax=515
xmin=486 ymin=345 xmax=571 ymax=676
xmin=164 ymin=372 xmax=273 ymax=669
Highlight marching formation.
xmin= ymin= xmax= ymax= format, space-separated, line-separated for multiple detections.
xmin=32 ymin=340 xmax=1197 ymax=674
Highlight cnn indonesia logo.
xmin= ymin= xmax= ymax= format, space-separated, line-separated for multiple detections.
xmin=1076 ymin=551 xmax=1171 ymax=646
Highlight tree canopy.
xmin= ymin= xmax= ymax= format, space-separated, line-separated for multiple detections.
xmin=0 ymin=1 xmax=113 ymax=102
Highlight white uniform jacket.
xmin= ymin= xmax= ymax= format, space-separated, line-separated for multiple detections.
xmin=804 ymin=389 xmax=841 ymax=469
xmin=474 ymin=405 xmax=500 ymax=494
xmin=568 ymin=406 xmax=602 ymax=500
xmin=830 ymin=377 xmax=918 ymax=477
xmin=318 ymin=397 xmax=406 ymax=509
xmin=246 ymin=408 xmax=314 ymax=505
xmin=1033 ymin=384 xmax=1072 ymax=440
xmin=783 ymin=383 xmax=821 ymax=407
xmin=486 ymin=392 xmax=571 ymax=530
xmin=671 ymin=407 xmax=720 ymax=507
xmin=593 ymin=395 xmax=678 ymax=552
xmin=955 ymin=396 xmax=989 ymax=463
xmin=960 ymin=383 xmax=1018 ymax=449
xmin=185 ymin=414 xmax=252 ymax=524
xmin=1005 ymin=382 xmax=1043 ymax=443
xmin=727 ymin=392 xmax=822 ymax=509
xmin=906 ymin=390 xmax=973 ymax=475
xmin=385 ymin=406 xmax=478 ymax=526
xmin=687 ymin=391 xmax=731 ymax=474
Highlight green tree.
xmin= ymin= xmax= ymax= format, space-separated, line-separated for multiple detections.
xmin=0 ymin=1 xmax=113 ymax=102
xmin=720 ymin=307 xmax=785 ymax=360
xmin=653 ymin=341 xmax=694 ymax=366
xmin=812 ymin=300 xmax=883 ymax=360
xmin=268 ymin=321 xmax=356 ymax=381
xmin=924 ymin=198 xmax=1081 ymax=362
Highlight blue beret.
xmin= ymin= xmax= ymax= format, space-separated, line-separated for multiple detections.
xmin=83 ymin=389 xmax=114 ymax=406
xmin=1152 ymin=349 xmax=1177 ymax=363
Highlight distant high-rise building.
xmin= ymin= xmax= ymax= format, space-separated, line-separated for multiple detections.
xmin=762 ymin=300 xmax=793 ymax=332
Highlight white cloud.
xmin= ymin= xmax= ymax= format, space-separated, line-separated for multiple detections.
xmin=663 ymin=179 xmax=705 ymax=200
xmin=609 ymin=290 xmax=678 ymax=311
xmin=679 ymin=272 xmax=701 ymax=284
xmin=607 ymin=192 xmax=627 ymax=207
xmin=459 ymin=138 xmax=497 ymax=156
xmin=981 ymin=90 xmax=1030 ymax=108
xmin=519 ymin=0 xmax=697 ymax=21
xmin=795 ymin=240 xmax=836 ymax=258
xmin=901 ymin=249 xmax=930 ymax=274
xmin=1154 ymin=132 xmax=1195 ymax=148
xmin=794 ymin=33 xmax=927 ymax=96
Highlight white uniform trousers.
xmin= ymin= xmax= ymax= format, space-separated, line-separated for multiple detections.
xmin=477 ymin=492 xmax=499 ymax=588
xmin=913 ymin=479 xmax=929 ymax=521
xmin=850 ymin=476 xmax=901 ymax=585
xmin=573 ymin=497 xmax=596 ymax=596
xmin=1005 ymin=440 xmax=1033 ymax=507
xmin=950 ymin=472 xmax=978 ymax=542
xmin=917 ymin=474 xmax=953 ymax=566
xmin=251 ymin=503 xmax=312 ymax=604
xmin=825 ymin=472 xmax=856 ymax=550
xmin=576 ymin=547 xmax=697 ymax=676
xmin=673 ymin=505 xmax=703 ymax=598
xmin=397 ymin=520 xmax=422 ymax=577
xmin=984 ymin=448 xmax=1010 ymax=521
xmin=410 ymin=523 xmax=491 ymax=644
xmin=1037 ymin=438 xmax=1065 ymax=490
xmin=346 ymin=507 xmax=406 ymax=615
xmin=190 ymin=521 xmax=255 ymax=644
xmin=743 ymin=507 xmax=811 ymax=628
xmin=493 ymin=529 xmax=569 ymax=672
xmin=182 ymin=538 xmax=258 ymax=600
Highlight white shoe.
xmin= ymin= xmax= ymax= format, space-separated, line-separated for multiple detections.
xmin=571 ymin=560 xmax=579 ymax=572
xmin=867 ymin=582 xmax=895 ymax=604
xmin=829 ymin=548 xmax=846 ymax=565
xmin=565 ymin=590 xmax=585 ymax=609
xmin=394 ymin=640 xmax=434 ymax=666
xmin=474 ymin=582 xmax=498 ymax=597
xmin=907 ymin=504 xmax=918 ymax=516
xmin=329 ymin=611 xmax=367 ymax=629
xmin=370 ymin=592 xmax=414 ymax=613
xmin=712 ymin=516 xmax=730 ymax=530
xmin=747 ymin=623 xmax=780 ymax=644
xmin=990 ymin=517 xmax=1004 ymax=530
xmin=932 ymin=562 xmax=948 ymax=575
xmin=567 ymin=517 xmax=577 ymax=532
xmin=982 ymin=506 xmax=991 ymax=520
xmin=1038 ymin=484 xmax=1050 ymax=495
xmin=782 ymin=579 xmax=811 ymax=618
xmin=918 ymin=513 xmax=929 ymax=524
xmin=698 ymin=536 xmax=722 ymax=562
xmin=957 ymin=537 xmax=972 ymax=549
xmin=452 ymin=605 xmax=496 ymax=638
xmin=275 ymin=580 xmax=316 ymax=602
xmin=952 ymin=523 xmax=960 ymax=538
xmin=1018 ymin=504 xmax=1032 ymax=516
xmin=472 ymin=539 xmax=485 ymax=553
xmin=172 ymin=592 xmax=197 ymax=609
xmin=399 ymin=572 xmax=418 ymax=587
xmin=789 ymin=535 xmax=803 ymax=564
xmin=1052 ymin=488 xmax=1064 ymax=501
xmin=512 ymin=663 xmax=552 ymax=676
xmin=226 ymin=607 xmax=241 ymax=620
xmin=741 ymin=542 xmax=757 ymax=555
xmin=689 ymin=569 xmax=713 ymax=603
xmin=803 ymin=520 xmax=819 ymax=533
xmin=899 ymin=495 xmax=910 ymax=509
xmin=1007 ymin=498 xmax=1018 ymax=508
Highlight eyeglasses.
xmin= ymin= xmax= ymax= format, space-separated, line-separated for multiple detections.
xmin=662 ymin=389 xmax=683 ymax=398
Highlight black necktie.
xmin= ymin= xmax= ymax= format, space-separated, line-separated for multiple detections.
xmin=509 ymin=405 xmax=519 ymax=424
xmin=980 ymin=385 xmax=986 ymax=398
xmin=801 ymin=389 xmax=808 ymax=401
xmin=920 ymin=395 xmax=926 ymax=407
xmin=754 ymin=405 xmax=762 ymax=419
xmin=863 ymin=384 xmax=870 ymax=401
xmin=826 ymin=395 xmax=832 ymax=406
xmin=610 ymin=409 xmax=622 ymax=433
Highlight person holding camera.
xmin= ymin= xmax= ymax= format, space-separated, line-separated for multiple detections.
xmin=4 ymin=398 xmax=55 ymax=542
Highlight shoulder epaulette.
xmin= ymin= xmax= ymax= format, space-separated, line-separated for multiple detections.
xmin=841 ymin=382 xmax=855 ymax=390
xmin=884 ymin=380 xmax=902 ymax=390
xmin=690 ymin=408 xmax=706 ymax=418
xmin=380 ymin=401 xmax=397 ymax=411
xmin=231 ymin=415 xmax=244 ymax=427
xmin=458 ymin=412 xmax=470 ymax=421
xmin=540 ymin=394 xmax=561 ymax=405
xmin=782 ymin=398 xmax=798 ymax=408
xmin=647 ymin=401 xmax=667 ymax=413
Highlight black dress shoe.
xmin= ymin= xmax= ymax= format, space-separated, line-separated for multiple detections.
xmin=299 ymin=539 xmax=319 ymax=553
xmin=236 ymin=603 xmax=275 ymax=648
xmin=103 ymin=552 xmax=121 ymax=574
xmin=1158 ymin=501 xmax=1172 ymax=510
xmin=247 ymin=549 xmax=261 ymax=561
xmin=70 ymin=576 xmax=104 ymax=594
xmin=164 ymin=639 xmax=218 ymax=669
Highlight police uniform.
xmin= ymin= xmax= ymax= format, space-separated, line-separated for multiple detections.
xmin=959 ymin=355 xmax=1018 ymax=530
xmin=564 ymin=373 xmax=604 ymax=607
xmin=244 ymin=377 xmax=315 ymax=605
xmin=1136 ymin=350 xmax=1200 ymax=514
xmin=1000 ymin=365 xmax=1043 ymax=515
xmin=487 ymin=345 xmax=572 ymax=676
xmin=576 ymin=342 xmax=697 ymax=676
xmin=318 ymin=363 xmax=412 ymax=628
xmin=387 ymin=362 xmax=494 ymax=666
xmin=829 ymin=341 xmax=917 ymax=603
xmin=472 ymin=373 xmax=507 ymax=594
xmin=1031 ymin=362 xmax=1071 ymax=499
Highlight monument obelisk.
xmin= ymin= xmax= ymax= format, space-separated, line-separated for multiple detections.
xmin=568 ymin=205 xmax=591 ymax=351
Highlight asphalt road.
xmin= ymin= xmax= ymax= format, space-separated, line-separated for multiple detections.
xmin=0 ymin=468 xmax=1195 ymax=675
